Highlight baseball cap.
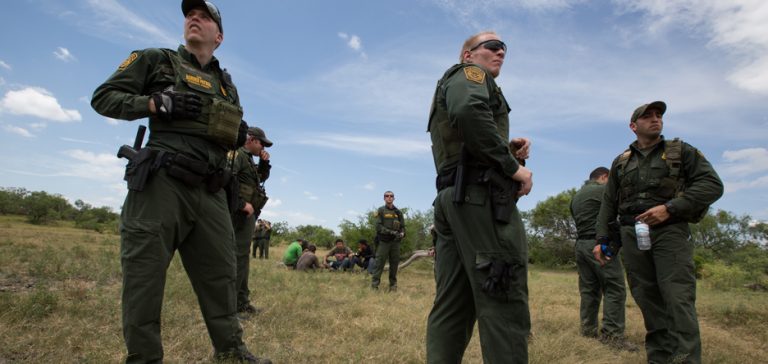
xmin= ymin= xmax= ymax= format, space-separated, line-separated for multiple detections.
xmin=631 ymin=101 xmax=666 ymax=123
xmin=247 ymin=126 xmax=274 ymax=147
xmin=182 ymin=0 xmax=223 ymax=34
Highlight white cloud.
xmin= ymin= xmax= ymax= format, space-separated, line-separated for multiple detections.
xmin=430 ymin=0 xmax=583 ymax=29
xmin=3 ymin=125 xmax=34 ymax=138
xmin=0 ymin=60 xmax=10 ymax=70
xmin=105 ymin=117 xmax=119 ymax=126
xmin=53 ymin=47 xmax=76 ymax=62
xmin=266 ymin=198 xmax=283 ymax=208
xmin=363 ymin=182 xmax=376 ymax=190
xmin=0 ymin=87 xmax=82 ymax=122
xmin=616 ymin=0 xmax=768 ymax=94
xmin=82 ymin=0 xmax=178 ymax=47
xmin=303 ymin=191 xmax=319 ymax=200
xmin=720 ymin=147 xmax=768 ymax=193
xmin=61 ymin=149 xmax=125 ymax=182
xmin=29 ymin=122 xmax=47 ymax=130
xmin=60 ymin=137 xmax=107 ymax=146
xmin=297 ymin=133 xmax=429 ymax=157
xmin=337 ymin=32 xmax=367 ymax=58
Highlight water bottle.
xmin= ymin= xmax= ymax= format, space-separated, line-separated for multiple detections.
xmin=635 ymin=221 xmax=651 ymax=250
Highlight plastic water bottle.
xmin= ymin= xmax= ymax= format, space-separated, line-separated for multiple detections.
xmin=635 ymin=221 xmax=651 ymax=250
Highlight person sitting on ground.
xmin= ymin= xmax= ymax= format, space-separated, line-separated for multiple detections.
xmin=325 ymin=239 xmax=354 ymax=271
xmin=283 ymin=239 xmax=308 ymax=269
xmin=296 ymin=245 xmax=321 ymax=271
xmin=350 ymin=239 xmax=375 ymax=274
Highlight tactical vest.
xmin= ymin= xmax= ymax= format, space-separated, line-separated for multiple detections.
xmin=150 ymin=49 xmax=243 ymax=147
xmin=427 ymin=64 xmax=510 ymax=174
xmin=615 ymin=138 xmax=685 ymax=213
xmin=227 ymin=148 xmax=268 ymax=210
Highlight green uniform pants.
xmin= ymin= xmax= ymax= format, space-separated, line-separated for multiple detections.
xmin=119 ymin=169 xmax=247 ymax=363
xmin=235 ymin=214 xmax=256 ymax=309
xmin=427 ymin=185 xmax=530 ymax=364
xmin=371 ymin=240 xmax=400 ymax=288
xmin=253 ymin=239 xmax=269 ymax=259
xmin=621 ymin=222 xmax=700 ymax=364
xmin=575 ymin=239 xmax=626 ymax=338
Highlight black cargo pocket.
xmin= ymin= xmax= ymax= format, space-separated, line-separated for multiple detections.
xmin=474 ymin=251 xmax=523 ymax=301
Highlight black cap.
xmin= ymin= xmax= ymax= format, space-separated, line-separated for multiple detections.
xmin=247 ymin=126 xmax=273 ymax=147
xmin=631 ymin=101 xmax=666 ymax=123
xmin=182 ymin=0 xmax=223 ymax=34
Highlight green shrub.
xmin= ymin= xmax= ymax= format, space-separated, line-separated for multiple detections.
xmin=701 ymin=261 xmax=750 ymax=290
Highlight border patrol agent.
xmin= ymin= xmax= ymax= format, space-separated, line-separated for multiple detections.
xmin=231 ymin=127 xmax=272 ymax=315
xmin=570 ymin=167 xmax=629 ymax=345
xmin=371 ymin=191 xmax=405 ymax=291
xmin=595 ymin=101 xmax=723 ymax=364
xmin=91 ymin=1 xmax=270 ymax=363
xmin=426 ymin=31 xmax=534 ymax=364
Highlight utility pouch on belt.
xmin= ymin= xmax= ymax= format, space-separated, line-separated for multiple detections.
xmin=164 ymin=153 xmax=208 ymax=186
xmin=124 ymin=148 xmax=154 ymax=192
xmin=206 ymin=168 xmax=231 ymax=193
xmin=481 ymin=169 xmax=519 ymax=224
xmin=252 ymin=187 xmax=268 ymax=211
xmin=207 ymin=98 xmax=243 ymax=147
xmin=476 ymin=259 xmax=516 ymax=301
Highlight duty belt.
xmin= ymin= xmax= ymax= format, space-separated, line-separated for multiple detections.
xmin=577 ymin=233 xmax=595 ymax=240
xmin=150 ymin=149 xmax=231 ymax=193
xmin=435 ymin=166 xmax=487 ymax=191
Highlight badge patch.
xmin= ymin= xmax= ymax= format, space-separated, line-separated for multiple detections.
xmin=118 ymin=52 xmax=138 ymax=71
xmin=464 ymin=66 xmax=485 ymax=84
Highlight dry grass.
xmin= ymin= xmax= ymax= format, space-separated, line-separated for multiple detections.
xmin=1 ymin=215 xmax=766 ymax=363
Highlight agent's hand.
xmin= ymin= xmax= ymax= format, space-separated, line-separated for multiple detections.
xmin=636 ymin=205 xmax=670 ymax=226
xmin=150 ymin=90 xmax=202 ymax=121
xmin=242 ymin=202 xmax=254 ymax=216
xmin=512 ymin=165 xmax=533 ymax=197
xmin=510 ymin=137 xmax=531 ymax=160
xmin=259 ymin=150 xmax=270 ymax=161
xmin=592 ymin=244 xmax=609 ymax=267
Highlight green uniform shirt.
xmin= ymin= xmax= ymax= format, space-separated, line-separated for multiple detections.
xmin=596 ymin=136 xmax=723 ymax=236
xmin=91 ymin=45 xmax=241 ymax=168
xmin=231 ymin=147 xmax=270 ymax=210
xmin=428 ymin=63 xmax=519 ymax=179
xmin=570 ymin=180 xmax=604 ymax=239
xmin=375 ymin=205 xmax=405 ymax=242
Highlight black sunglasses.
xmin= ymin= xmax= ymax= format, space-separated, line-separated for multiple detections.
xmin=384 ymin=194 xmax=394 ymax=197
xmin=469 ymin=39 xmax=507 ymax=53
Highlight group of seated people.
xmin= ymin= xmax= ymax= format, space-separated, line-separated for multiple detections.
xmin=282 ymin=238 xmax=375 ymax=273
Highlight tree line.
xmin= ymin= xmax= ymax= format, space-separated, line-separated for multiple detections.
xmin=0 ymin=187 xmax=119 ymax=232
xmin=525 ymin=188 xmax=768 ymax=289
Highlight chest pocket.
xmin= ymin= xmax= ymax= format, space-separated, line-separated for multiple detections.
xmin=619 ymin=159 xmax=639 ymax=199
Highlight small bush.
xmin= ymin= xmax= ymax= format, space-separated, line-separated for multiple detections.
xmin=701 ymin=261 xmax=750 ymax=290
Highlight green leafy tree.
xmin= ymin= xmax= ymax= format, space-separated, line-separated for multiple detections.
xmin=23 ymin=191 xmax=72 ymax=225
xmin=0 ymin=187 xmax=29 ymax=215
xmin=525 ymin=188 xmax=577 ymax=267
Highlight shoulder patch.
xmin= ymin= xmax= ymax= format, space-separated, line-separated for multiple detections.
xmin=463 ymin=66 xmax=485 ymax=84
xmin=118 ymin=52 xmax=138 ymax=71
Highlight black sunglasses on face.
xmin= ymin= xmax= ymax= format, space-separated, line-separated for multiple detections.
xmin=469 ymin=39 xmax=507 ymax=53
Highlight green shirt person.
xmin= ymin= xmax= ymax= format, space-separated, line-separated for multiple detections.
xmin=595 ymin=101 xmax=723 ymax=364
xmin=91 ymin=1 xmax=269 ymax=363
xmin=426 ymin=31 xmax=533 ymax=364
xmin=283 ymin=240 xmax=307 ymax=268
xmin=370 ymin=191 xmax=405 ymax=290
xmin=570 ymin=167 xmax=630 ymax=348
xmin=231 ymin=126 xmax=272 ymax=316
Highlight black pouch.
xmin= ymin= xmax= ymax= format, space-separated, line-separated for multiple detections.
xmin=165 ymin=153 xmax=208 ymax=186
xmin=206 ymin=168 xmax=232 ymax=193
xmin=124 ymin=148 xmax=155 ymax=191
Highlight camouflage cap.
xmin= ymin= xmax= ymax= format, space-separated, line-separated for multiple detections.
xmin=182 ymin=0 xmax=223 ymax=34
xmin=247 ymin=126 xmax=273 ymax=147
xmin=631 ymin=101 xmax=666 ymax=123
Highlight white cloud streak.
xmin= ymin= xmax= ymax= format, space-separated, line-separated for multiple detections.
xmin=720 ymin=147 xmax=768 ymax=193
xmin=0 ymin=87 xmax=82 ymax=122
xmin=83 ymin=0 xmax=178 ymax=47
xmin=615 ymin=0 xmax=768 ymax=94
xmin=0 ymin=60 xmax=10 ymax=70
xmin=53 ymin=47 xmax=77 ymax=62
xmin=3 ymin=125 xmax=34 ymax=138
xmin=337 ymin=32 xmax=367 ymax=58
xmin=297 ymin=133 xmax=430 ymax=157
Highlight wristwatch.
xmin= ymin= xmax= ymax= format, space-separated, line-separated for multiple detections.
xmin=664 ymin=201 xmax=677 ymax=216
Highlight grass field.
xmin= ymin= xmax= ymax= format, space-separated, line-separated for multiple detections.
xmin=1 ymin=215 xmax=766 ymax=363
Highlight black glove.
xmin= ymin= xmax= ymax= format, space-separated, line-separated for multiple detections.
xmin=236 ymin=120 xmax=248 ymax=147
xmin=151 ymin=90 xmax=202 ymax=121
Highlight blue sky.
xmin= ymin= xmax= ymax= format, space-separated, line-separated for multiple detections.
xmin=1 ymin=0 xmax=767 ymax=231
